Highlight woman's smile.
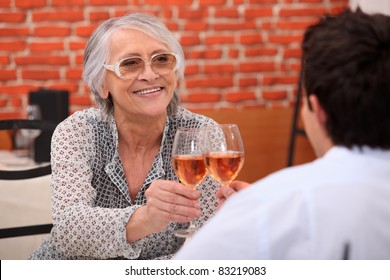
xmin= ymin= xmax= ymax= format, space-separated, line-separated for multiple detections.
xmin=133 ymin=86 xmax=164 ymax=96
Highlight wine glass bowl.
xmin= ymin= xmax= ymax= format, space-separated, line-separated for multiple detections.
xmin=204 ymin=124 xmax=245 ymax=187
xmin=171 ymin=127 xmax=208 ymax=238
xmin=172 ymin=154 xmax=207 ymax=190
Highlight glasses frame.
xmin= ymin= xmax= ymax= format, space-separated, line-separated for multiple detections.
xmin=103 ymin=52 xmax=178 ymax=80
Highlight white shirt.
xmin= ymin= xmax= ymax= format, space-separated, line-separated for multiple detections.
xmin=175 ymin=146 xmax=390 ymax=259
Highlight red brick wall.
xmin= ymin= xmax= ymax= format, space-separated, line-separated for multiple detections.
xmin=0 ymin=0 xmax=348 ymax=119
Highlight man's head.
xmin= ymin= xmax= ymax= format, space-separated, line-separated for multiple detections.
xmin=301 ymin=9 xmax=390 ymax=155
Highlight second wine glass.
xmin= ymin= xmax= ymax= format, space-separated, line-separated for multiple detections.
xmin=204 ymin=124 xmax=245 ymax=187
xmin=171 ymin=127 xmax=208 ymax=238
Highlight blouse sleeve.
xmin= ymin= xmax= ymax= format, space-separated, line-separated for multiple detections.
xmin=49 ymin=116 xmax=142 ymax=259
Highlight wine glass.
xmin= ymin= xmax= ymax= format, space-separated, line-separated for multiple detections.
xmin=20 ymin=104 xmax=42 ymax=161
xmin=171 ymin=127 xmax=208 ymax=238
xmin=204 ymin=124 xmax=245 ymax=187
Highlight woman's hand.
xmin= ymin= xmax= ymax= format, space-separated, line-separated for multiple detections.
xmin=216 ymin=180 xmax=250 ymax=209
xmin=126 ymin=179 xmax=201 ymax=242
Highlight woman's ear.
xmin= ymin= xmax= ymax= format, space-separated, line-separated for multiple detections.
xmin=308 ymin=94 xmax=327 ymax=128
xmin=100 ymin=84 xmax=110 ymax=99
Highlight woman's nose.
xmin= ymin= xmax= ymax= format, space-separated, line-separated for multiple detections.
xmin=137 ymin=63 xmax=159 ymax=80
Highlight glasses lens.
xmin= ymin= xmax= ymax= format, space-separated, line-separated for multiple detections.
xmin=119 ymin=57 xmax=144 ymax=79
xmin=151 ymin=53 xmax=177 ymax=75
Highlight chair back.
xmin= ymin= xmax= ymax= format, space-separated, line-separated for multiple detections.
xmin=0 ymin=119 xmax=55 ymax=239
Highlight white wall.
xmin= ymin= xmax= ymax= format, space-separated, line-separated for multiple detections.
xmin=350 ymin=0 xmax=390 ymax=16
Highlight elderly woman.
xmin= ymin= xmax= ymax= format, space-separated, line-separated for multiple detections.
xmin=29 ymin=13 xmax=219 ymax=259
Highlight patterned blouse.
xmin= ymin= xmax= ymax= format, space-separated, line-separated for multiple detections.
xmin=29 ymin=106 xmax=219 ymax=259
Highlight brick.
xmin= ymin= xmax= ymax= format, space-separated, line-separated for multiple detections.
xmin=15 ymin=0 xmax=46 ymax=8
xmin=184 ymin=21 xmax=209 ymax=32
xmin=0 ymin=70 xmax=17 ymax=81
xmin=15 ymin=55 xmax=70 ymax=66
xmin=32 ymin=10 xmax=84 ymax=22
xmin=22 ymin=70 xmax=60 ymax=80
xmin=261 ymin=21 xmax=274 ymax=30
xmin=166 ymin=22 xmax=179 ymax=32
xmin=0 ymin=85 xmax=38 ymax=95
xmin=179 ymin=9 xmax=208 ymax=19
xmin=215 ymin=8 xmax=239 ymax=18
xmin=245 ymin=8 xmax=273 ymax=18
xmin=298 ymin=0 xmax=323 ymax=3
xmin=89 ymin=0 xmax=127 ymax=5
xmin=184 ymin=64 xmax=200 ymax=75
xmin=239 ymin=62 xmax=275 ymax=73
xmin=240 ymin=33 xmax=263 ymax=45
xmin=331 ymin=4 xmax=349 ymax=14
xmin=245 ymin=47 xmax=278 ymax=57
xmin=239 ymin=78 xmax=258 ymax=87
xmin=276 ymin=20 xmax=317 ymax=30
xmin=199 ymin=0 xmax=226 ymax=5
xmin=229 ymin=49 xmax=239 ymax=58
xmin=11 ymin=96 xmax=23 ymax=107
xmin=263 ymin=90 xmax=287 ymax=101
xmin=66 ymin=68 xmax=83 ymax=80
xmin=113 ymin=10 xmax=132 ymax=18
xmin=29 ymin=42 xmax=64 ymax=52
xmin=213 ymin=22 xmax=256 ymax=31
xmin=0 ymin=112 xmax=21 ymax=119
xmin=34 ymin=26 xmax=71 ymax=37
xmin=226 ymin=91 xmax=256 ymax=102
xmin=69 ymin=41 xmax=86 ymax=51
xmin=186 ymin=77 xmax=234 ymax=88
xmin=0 ymin=12 xmax=26 ymax=22
xmin=89 ymin=11 xmax=110 ymax=21
xmin=0 ymin=98 xmax=7 ymax=107
xmin=263 ymin=75 xmax=298 ymax=86
xmin=0 ymin=28 xmax=30 ymax=36
xmin=0 ymin=40 xmax=26 ymax=51
xmin=204 ymin=64 xmax=235 ymax=74
xmin=0 ymin=56 xmax=10 ymax=64
xmin=179 ymin=34 xmax=201 ymax=46
xmin=250 ymin=0 xmax=277 ymax=2
xmin=70 ymin=95 xmax=92 ymax=106
xmin=205 ymin=35 xmax=234 ymax=45
xmin=52 ymin=0 xmax=85 ymax=6
xmin=75 ymin=55 xmax=84 ymax=65
xmin=187 ymin=50 xmax=222 ymax=59
xmin=284 ymin=48 xmax=302 ymax=59
xmin=76 ymin=25 xmax=99 ymax=37
xmin=268 ymin=34 xmax=303 ymax=45
xmin=0 ymin=0 xmax=10 ymax=8
xmin=279 ymin=8 xmax=327 ymax=17
xmin=49 ymin=83 xmax=79 ymax=93
xmin=183 ymin=92 xmax=221 ymax=103
xmin=144 ymin=0 xmax=192 ymax=6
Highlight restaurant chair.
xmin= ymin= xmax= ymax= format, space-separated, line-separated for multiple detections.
xmin=0 ymin=119 xmax=56 ymax=239
xmin=287 ymin=58 xmax=307 ymax=167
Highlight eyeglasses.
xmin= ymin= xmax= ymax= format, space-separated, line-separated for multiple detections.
xmin=103 ymin=52 xmax=178 ymax=80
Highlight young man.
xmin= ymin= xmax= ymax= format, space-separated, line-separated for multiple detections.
xmin=175 ymin=9 xmax=390 ymax=259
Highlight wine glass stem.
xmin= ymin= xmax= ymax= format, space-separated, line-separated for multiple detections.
xmin=188 ymin=219 xmax=196 ymax=230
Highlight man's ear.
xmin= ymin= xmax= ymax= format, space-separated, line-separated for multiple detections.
xmin=308 ymin=94 xmax=327 ymax=127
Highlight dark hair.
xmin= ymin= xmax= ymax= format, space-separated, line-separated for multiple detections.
xmin=302 ymin=9 xmax=390 ymax=149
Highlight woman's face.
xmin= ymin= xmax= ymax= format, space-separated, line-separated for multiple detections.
xmin=102 ymin=28 xmax=177 ymax=121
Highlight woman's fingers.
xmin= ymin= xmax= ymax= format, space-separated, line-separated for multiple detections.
xmin=145 ymin=179 xmax=202 ymax=224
